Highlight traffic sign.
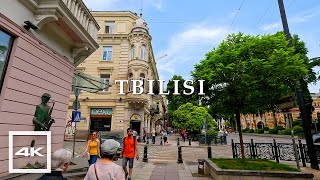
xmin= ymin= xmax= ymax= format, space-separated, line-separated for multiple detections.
xmin=72 ymin=111 xmax=81 ymax=122
xmin=73 ymin=100 xmax=80 ymax=110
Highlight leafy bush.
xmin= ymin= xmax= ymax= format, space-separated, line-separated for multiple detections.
xmin=268 ymin=128 xmax=278 ymax=134
xmin=242 ymin=128 xmax=250 ymax=133
xmin=263 ymin=127 xmax=269 ymax=131
xmin=247 ymin=129 xmax=254 ymax=133
xmin=283 ymin=128 xmax=292 ymax=135
xmin=207 ymin=129 xmax=218 ymax=137
xmin=292 ymin=121 xmax=303 ymax=127
xmin=257 ymin=129 xmax=264 ymax=134
xmin=275 ymin=126 xmax=284 ymax=131
xmin=293 ymin=125 xmax=304 ymax=135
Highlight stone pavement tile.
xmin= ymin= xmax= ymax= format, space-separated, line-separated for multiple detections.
xmin=151 ymin=172 xmax=166 ymax=176
xmin=138 ymin=171 xmax=153 ymax=176
xmin=165 ymin=168 xmax=178 ymax=173
xmin=142 ymin=168 xmax=155 ymax=173
xmin=165 ymin=173 xmax=179 ymax=180
xmin=193 ymin=177 xmax=213 ymax=180
xmin=153 ymin=167 xmax=166 ymax=172
xmin=179 ymin=172 xmax=193 ymax=177
xmin=181 ymin=177 xmax=195 ymax=180
xmin=134 ymin=174 xmax=151 ymax=180
xmin=149 ymin=175 xmax=165 ymax=180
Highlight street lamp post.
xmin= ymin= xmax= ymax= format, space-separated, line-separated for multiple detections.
xmin=277 ymin=0 xmax=319 ymax=170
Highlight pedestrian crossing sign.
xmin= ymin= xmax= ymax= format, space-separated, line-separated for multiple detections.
xmin=72 ymin=111 xmax=81 ymax=122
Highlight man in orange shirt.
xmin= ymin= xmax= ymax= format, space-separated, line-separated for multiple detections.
xmin=120 ymin=128 xmax=139 ymax=180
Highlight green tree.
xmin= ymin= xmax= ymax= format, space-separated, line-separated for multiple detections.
xmin=166 ymin=75 xmax=198 ymax=125
xmin=172 ymin=103 xmax=217 ymax=130
xmin=192 ymin=32 xmax=308 ymax=159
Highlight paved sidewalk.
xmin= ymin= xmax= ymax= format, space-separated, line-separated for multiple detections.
xmin=113 ymin=160 xmax=212 ymax=180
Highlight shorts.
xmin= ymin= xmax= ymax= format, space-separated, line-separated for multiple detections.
xmin=88 ymin=155 xmax=98 ymax=165
xmin=164 ymin=137 xmax=168 ymax=142
xmin=122 ymin=157 xmax=134 ymax=168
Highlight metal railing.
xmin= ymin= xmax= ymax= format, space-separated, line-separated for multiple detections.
xmin=231 ymin=139 xmax=320 ymax=167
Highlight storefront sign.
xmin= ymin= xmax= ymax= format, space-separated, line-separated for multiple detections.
xmin=91 ymin=108 xmax=112 ymax=115
xmin=130 ymin=114 xmax=141 ymax=121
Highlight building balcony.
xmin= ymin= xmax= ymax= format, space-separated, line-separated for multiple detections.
xmin=20 ymin=0 xmax=100 ymax=65
xmin=126 ymin=92 xmax=149 ymax=105
xmin=128 ymin=59 xmax=149 ymax=71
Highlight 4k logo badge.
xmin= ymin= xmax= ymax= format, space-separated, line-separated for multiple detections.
xmin=9 ymin=131 xmax=51 ymax=173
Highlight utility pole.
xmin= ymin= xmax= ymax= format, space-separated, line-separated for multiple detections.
xmin=277 ymin=0 xmax=319 ymax=170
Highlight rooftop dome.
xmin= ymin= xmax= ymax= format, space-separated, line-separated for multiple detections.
xmin=132 ymin=17 xmax=149 ymax=33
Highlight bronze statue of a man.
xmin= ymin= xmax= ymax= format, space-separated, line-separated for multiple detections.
xmin=33 ymin=93 xmax=54 ymax=131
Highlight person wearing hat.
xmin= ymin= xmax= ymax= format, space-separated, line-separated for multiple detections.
xmin=33 ymin=93 xmax=53 ymax=131
xmin=84 ymin=139 xmax=125 ymax=180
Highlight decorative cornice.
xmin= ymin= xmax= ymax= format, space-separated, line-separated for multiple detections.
xmin=72 ymin=45 xmax=89 ymax=59
xmin=34 ymin=8 xmax=62 ymax=29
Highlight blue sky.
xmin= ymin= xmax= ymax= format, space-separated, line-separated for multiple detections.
xmin=83 ymin=0 xmax=320 ymax=93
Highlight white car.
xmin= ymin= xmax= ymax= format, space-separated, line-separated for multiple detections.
xmin=313 ymin=133 xmax=320 ymax=145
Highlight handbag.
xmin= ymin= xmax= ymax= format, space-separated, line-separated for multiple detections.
xmin=87 ymin=152 xmax=90 ymax=160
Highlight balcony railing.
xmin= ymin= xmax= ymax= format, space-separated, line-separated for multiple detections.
xmin=61 ymin=0 xmax=99 ymax=40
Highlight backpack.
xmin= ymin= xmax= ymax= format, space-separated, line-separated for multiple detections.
xmin=122 ymin=137 xmax=136 ymax=156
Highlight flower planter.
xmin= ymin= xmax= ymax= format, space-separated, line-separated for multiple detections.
xmin=204 ymin=159 xmax=313 ymax=180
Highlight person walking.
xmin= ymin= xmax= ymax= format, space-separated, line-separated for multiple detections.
xmin=163 ymin=130 xmax=168 ymax=146
xmin=151 ymin=128 xmax=156 ymax=144
xmin=120 ymin=128 xmax=139 ymax=180
xmin=84 ymin=139 xmax=125 ymax=180
xmin=82 ymin=131 xmax=100 ymax=166
xmin=181 ymin=129 xmax=186 ymax=142
xmin=38 ymin=149 xmax=72 ymax=180
xmin=143 ymin=128 xmax=146 ymax=143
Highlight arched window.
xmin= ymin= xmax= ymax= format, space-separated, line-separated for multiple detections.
xmin=130 ymin=45 xmax=135 ymax=60
xmin=141 ymin=45 xmax=146 ymax=60
xmin=129 ymin=73 xmax=133 ymax=92
xmin=140 ymin=73 xmax=145 ymax=90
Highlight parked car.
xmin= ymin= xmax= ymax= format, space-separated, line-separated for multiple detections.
xmin=100 ymin=131 xmax=123 ymax=160
xmin=313 ymin=133 xmax=320 ymax=145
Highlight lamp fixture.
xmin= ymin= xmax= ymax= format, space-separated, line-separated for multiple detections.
xmin=23 ymin=21 xmax=38 ymax=31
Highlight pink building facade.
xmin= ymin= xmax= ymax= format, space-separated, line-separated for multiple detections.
xmin=0 ymin=0 xmax=99 ymax=176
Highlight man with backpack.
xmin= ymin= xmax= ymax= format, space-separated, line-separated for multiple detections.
xmin=120 ymin=128 xmax=139 ymax=180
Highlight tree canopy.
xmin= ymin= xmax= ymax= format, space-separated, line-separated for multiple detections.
xmin=172 ymin=103 xmax=217 ymax=130
xmin=192 ymin=32 xmax=310 ymax=158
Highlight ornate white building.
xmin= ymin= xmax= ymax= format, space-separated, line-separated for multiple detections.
xmin=68 ymin=11 xmax=167 ymax=139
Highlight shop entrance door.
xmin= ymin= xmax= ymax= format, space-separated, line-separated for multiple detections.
xmin=130 ymin=120 xmax=141 ymax=136
xmin=90 ymin=117 xmax=111 ymax=132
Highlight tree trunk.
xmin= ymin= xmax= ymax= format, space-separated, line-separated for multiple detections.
xmin=272 ymin=110 xmax=277 ymax=127
xmin=253 ymin=114 xmax=257 ymax=130
xmin=236 ymin=109 xmax=245 ymax=159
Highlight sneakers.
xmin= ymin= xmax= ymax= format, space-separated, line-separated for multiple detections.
xmin=128 ymin=178 xmax=131 ymax=180
xmin=125 ymin=172 xmax=128 ymax=179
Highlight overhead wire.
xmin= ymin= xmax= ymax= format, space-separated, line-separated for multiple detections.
xmin=230 ymin=0 xmax=247 ymax=29
xmin=249 ymin=3 xmax=274 ymax=35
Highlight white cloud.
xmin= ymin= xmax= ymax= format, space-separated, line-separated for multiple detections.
xmin=156 ymin=23 xmax=231 ymax=79
xmin=261 ymin=6 xmax=320 ymax=32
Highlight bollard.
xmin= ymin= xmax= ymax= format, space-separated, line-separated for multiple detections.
xmin=177 ymin=146 xmax=183 ymax=163
xmin=177 ymin=138 xmax=180 ymax=146
xmin=207 ymin=146 xmax=212 ymax=158
xmin=189 ymin=138 xmax=191 ymax=146
xmin=143 ymin=146 xmax=148 ymax=162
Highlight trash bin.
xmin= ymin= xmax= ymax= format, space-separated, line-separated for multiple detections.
xmin=198 ymin=159 xmax=205 ymax=175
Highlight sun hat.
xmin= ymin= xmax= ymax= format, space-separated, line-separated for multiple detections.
xmin=101 ymin=139 xmax=120 ymax=154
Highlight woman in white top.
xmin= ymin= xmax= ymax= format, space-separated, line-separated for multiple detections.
xmin=84 ymin=139 xmax=125 ymax=180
